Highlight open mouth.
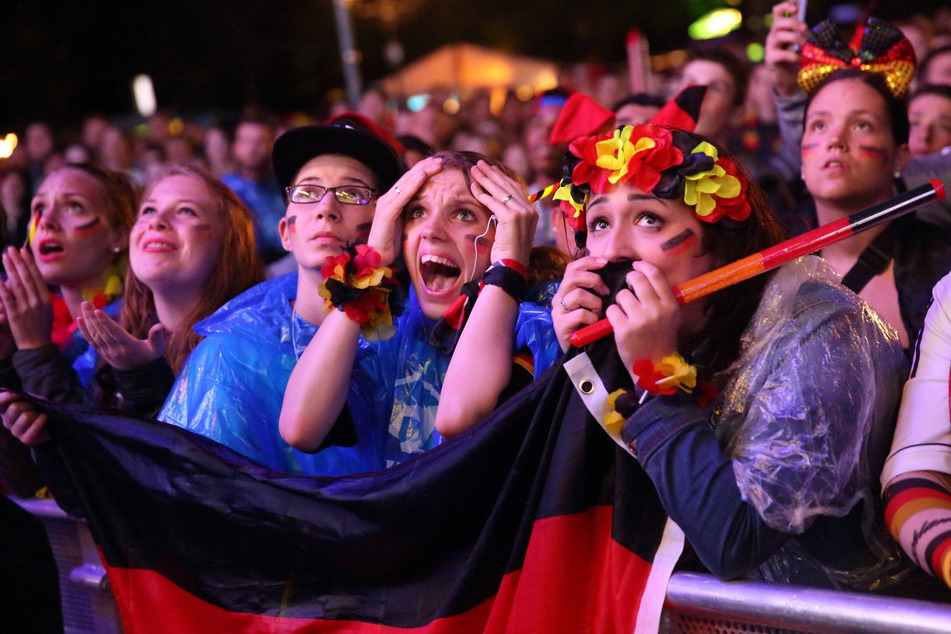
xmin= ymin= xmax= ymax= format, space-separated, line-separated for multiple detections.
xmin=419 ymin=254 xmax=461 ymax=292
xmin=37 ymin=240 xmax=64 ymax=256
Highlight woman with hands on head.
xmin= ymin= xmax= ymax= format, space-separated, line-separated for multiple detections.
xmin=280 ymin=151 xmax=560 ymax=466
xmin=547 ymin=121 xmax=932 ymax=594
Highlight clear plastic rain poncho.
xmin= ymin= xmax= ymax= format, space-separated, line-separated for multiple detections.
xmin=716 ymin=256 xmax=910 ymax=589
xmin=159 ymin=273 xmax=388 ymax=476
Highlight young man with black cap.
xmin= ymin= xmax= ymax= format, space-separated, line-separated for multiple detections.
xmin=158 ymin=118 xmax=403 ymax=475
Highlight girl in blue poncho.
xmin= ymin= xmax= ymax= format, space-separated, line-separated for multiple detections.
xmin=280 ymin=151 xmax=561 ymax=466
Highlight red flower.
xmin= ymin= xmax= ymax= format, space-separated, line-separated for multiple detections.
xmin=694 ymin=379 xmax=720 ymax=410
xmin=708 ymin=157 xmax=751 ymax=223
xmin=631 ymin=358 xmax=676 ymax=396
xmin=321 ymin=252 xmax=350 ymax=282
xmin=342 ymin=289 xmax=386 ymax=326
xmin=352 ymin=244 xmax=382 ymax=278
xmin=568 ymin=125 xmax=683 ymax=195
xmin=50 ymin=293 xmax=77 ymax=352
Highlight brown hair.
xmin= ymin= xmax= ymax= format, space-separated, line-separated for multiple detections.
xmin=118 ymin=165 xmax=264 ymax=373
xmin=683 ymin=139 xmax=787 ymax=373
xmin=430 ymin=150 xmax=526 ymax=190
xmin=57 ymin=163 xmax=138 ymax=238
xmin=805 ymin=68 xmax=910 ymax=144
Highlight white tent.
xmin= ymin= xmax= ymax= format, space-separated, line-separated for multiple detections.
xmin=380 ymin=43 xmax=559 ymax=96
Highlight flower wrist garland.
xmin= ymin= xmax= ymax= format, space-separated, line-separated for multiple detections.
xmin=632 ymin=353 xmax=697 ymax=395
xmin=602 ymin=353 xmax=697 ymax=434
xmin=318 ymin=244 xmax=398 ymax=341
xmin=603 ymin=354 xmax=721 ymax=433
xmin=479 ymin=259 xmax=527 ymax=303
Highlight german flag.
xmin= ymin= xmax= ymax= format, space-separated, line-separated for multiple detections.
xmin=33 ymin=344 xmax=679 ymax=633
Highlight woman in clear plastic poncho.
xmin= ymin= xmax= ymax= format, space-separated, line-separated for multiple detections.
xmin=549 ymin=122 xmax=925 ymax=593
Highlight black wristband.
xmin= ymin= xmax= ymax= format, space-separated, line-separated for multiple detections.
xmin=481 ymin=262 xmax=527 ymax=303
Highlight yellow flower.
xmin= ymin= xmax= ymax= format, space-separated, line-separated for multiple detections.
xmin=604 ymin=389 xmax=629 ymax=434
xmin=362 ymin=301 xmax=395 ymax=342
xmin=553 ymin=183 xmax=586 ymax=226
xmin=351 ymin=266 xmax=391 ymax=290
xmin=316 ymin=282 xmax=334 ymax=313
xmin=682 ymin=142 xmax=742 ymax=218
xmin=594 ymin=126 xmax=657 ymax=185
xmin=654 ymin=354 xmax=697 ymax=393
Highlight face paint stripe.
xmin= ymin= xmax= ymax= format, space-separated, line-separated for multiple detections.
xmin=660 ymin=229 xmax=698 ymax=256
xmin=857 ymin=145 xmax=888 ymax=160
xmin=463 ymin=233 xmax=491 ymax=253
xmin=73 ymin=216 xmax=103 ymax=236
xmin=287 ymin=215 xmax=297 ymax=235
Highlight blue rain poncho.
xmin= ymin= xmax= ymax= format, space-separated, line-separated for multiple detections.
xmin=159 ymin=273 xmax=387 ymax=475
xmin=363 ymin=288 xmax=562 ymax=466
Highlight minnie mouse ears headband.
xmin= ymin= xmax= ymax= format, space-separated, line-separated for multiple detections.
xmin=797 ymin=16 xmax=916 ymax=98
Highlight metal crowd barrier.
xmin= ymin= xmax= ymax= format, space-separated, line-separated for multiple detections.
xmin=11 ymin=495 xmax=951 ymax=633
xmin=662 ymin=571 xmax=951 ymax=633
xmin=11 ymin=497 xmax=122 ymax=634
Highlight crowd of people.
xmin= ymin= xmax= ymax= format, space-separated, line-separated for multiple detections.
xmin=4 ymin=1 xmax=951 ymax=628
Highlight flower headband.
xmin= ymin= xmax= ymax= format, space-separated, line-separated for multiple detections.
xmin=553 ymin=124 xmax=751 ymax=234
xmin=798 ymin=17 xmax=916 ymax=98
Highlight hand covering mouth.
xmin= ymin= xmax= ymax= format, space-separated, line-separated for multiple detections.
xmin=419 ymin=253 xmax=462 ymax=292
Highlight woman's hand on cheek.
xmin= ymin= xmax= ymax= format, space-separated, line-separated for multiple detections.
xmin=0 ymin=247 xmax=53 ymax=350
xmin=607 ymin=261 xmax=681 ymax=372
xmin=368 ymin=156 xmax=442 ymax=266
xmin=552 ymin=255 xmax=610 ymax=352
xmin=470 ymin=161 xmax=536 ymax=267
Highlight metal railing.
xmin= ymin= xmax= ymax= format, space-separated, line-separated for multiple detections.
xmin=12 ymin=496 xmax=951 ymax=633
xmin=663 ymin=572 xmax=951 ymax=634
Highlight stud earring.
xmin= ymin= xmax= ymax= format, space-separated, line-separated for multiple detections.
xmin=112 ymin=246 xmax=121 ymax=253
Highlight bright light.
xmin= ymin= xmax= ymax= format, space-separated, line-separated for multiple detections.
xmin=0 ymin=133 xmax=18 ymax=159
xmin=133 ymin=74 xmax=157 ymax=117
xmin=747 ymin=42 xmax=765 ymax=62
xmin=689 ymin=8 xmax=743 ymax=40
xmin=442 ymin=96 xmax=460 ymax=115
xmin=406 ymin=94 xmax=431 ymax=112
xmin=169 ymin=117 xmax=185 ymax=136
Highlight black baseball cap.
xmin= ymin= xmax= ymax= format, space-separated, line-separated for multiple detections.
xmin=273 ymin=116 xmax=402 ymax=192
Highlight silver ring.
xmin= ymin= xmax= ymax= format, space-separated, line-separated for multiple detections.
xmin=394 ymin=186 xmax=401 ymax=195
xmin=559 ymin=298 xmax=569 ymax=311
xmin=500 ymin=194 xmax=513 ymax=204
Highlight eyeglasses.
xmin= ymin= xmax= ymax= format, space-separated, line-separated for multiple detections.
xmin=285 ymin=184 xmax=377 ymax=206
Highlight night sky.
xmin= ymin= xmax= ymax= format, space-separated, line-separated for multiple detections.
xmin=0 ymin=0 xmax=939 ymax=135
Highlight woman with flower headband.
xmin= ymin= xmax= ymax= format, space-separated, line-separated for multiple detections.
xmin=546 ymin=120 xmax=936 ymax=593
xmin=0 ymin=166 xmax=263 ymax=447
xmin=280 ymin=151 xmax=561 ymax=467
